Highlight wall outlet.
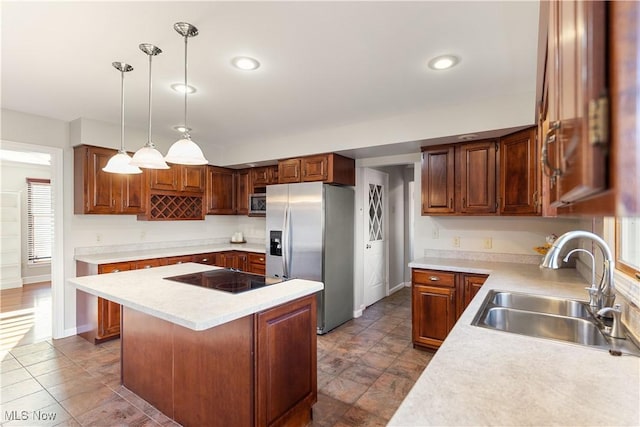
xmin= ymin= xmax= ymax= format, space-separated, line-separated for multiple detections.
xmin=483 ymin=237 xmax=493 ymax=249
xmin=453 ymin=236 xmax=460 ymax=248
xmin=140 ymin=231 xmax=146 ymax=241
xmin=96 ymin=233 xmax=102 ymax=242
xmin=432 ymin=227 xmax=439 ymax=239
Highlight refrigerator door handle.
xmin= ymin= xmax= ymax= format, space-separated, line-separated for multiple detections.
xmin=282 ymin=205 xmax=291 ymax=278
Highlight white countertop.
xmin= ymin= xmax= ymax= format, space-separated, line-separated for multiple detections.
xmin=390 ymin=257 xmax=640 ymax=426
xmin=68 ymin=263 xmax=323 ymax=331
xmin=74 ymin=243 xmax=266 ymax=264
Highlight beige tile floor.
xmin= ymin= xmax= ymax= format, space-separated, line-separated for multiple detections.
xmin=1 ymin=287 xmax=433 ymax=426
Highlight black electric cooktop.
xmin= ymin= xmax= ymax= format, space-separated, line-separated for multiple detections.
xmin=164 ymin=269 xmax=286 ymax=294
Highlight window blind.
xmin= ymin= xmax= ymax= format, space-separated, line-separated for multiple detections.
xmin=27 ymin=178 xmax=52 ymax=263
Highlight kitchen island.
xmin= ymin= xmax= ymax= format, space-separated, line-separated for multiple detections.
xmin=68 ymin=263 xmax=323 ymax=427
xmin=389 ymin=258 xmax=640 ymax=426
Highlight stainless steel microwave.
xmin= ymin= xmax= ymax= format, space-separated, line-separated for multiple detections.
xmin=249 ymin=193 xmax=266 ymax=215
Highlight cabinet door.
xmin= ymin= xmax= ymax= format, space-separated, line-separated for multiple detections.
xmin=84 ymin=146 xmax=118 ymax=214
xmin=234 ymin=170 xmax=249 ymax=215
xmin=248 ymin=252 xmax=266 ymax=275
xmin=255 ymin=295 xmax=317 ymax=427
xmin=461 ymin=274 xmax=487 ymax=314
xmin=206 ymin=166 xmax=235 ymax=215
xmin=251 ymin=167 xmax=270 ymax=187
xmin=181 ymin=165 xmax=206 ymax=193
xmin=150 ymin=167 xmax=179 ymax=192
xmin=97 ymin=261 xmax=132 ymax=340
xmin=268 ymin=165 xmax=279 ymax=184
xmin=459 ymin=141 xmax=497 ymax=214
xmin=421 ymin=146 xmax=455 ymax=214
xmin=278 ymin=159 xmax=302 ymax=183
xmin=121 ymin=172 xmax=147 ymax=214
xmin=500 ymin=128 xmax=539 ymax=215
xmin=412 ymin=284 xmax=456 ymax=350
xmin=301 ymin=155 xmax=328 ymax=182
xmin=236 ymin=252 xmax=248 ymax=272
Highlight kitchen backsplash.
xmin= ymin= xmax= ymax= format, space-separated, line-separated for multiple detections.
xmin=423 ymin=249 xmax=544 ymax=265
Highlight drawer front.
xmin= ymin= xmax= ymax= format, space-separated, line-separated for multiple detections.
xmin=134 ymin=258 xmax=165 ymax=270
xmin=412 ymin=269 xmax=456 ymax=288
xmin=98 ymin=261 xmax=132 ymax=274
xmin=165 ymin=255 xmax=195 ymax=265
xmin=248 ymin=252 xmax=266 ymax=265
xmin=193 ymin=253 xmax=217 ymax=265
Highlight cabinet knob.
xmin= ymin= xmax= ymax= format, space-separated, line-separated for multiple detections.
xmin=144 ymin=265 xmax=152 ymax=269
xmin=111 ymin=269 xmax=120 ymax=273
xmin=176 ymin=261 xmax=183 ymax=264
xmin=260 ymin=257 xmax=264 ymax=262
xmin=429 ymin=276 xmax=439 ymax=281
xmin=202 ymin=258 xmax=209 ymax=262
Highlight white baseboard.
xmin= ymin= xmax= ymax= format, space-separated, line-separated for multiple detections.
xmin=389 ymin=282 xmax=408 ymax=294
xmin=23 ymin=274 xmax=51 ymax=285
xmin=57 ymin=327 xmax=77 ymax=340
xmin=1 ymin=279 xmax=23 ymax=290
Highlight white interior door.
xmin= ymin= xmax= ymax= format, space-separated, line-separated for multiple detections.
xmin=363 ymin=168 xmax=388 ymax=307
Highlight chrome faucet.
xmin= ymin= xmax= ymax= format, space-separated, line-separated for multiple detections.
xmin=540 ymin=230 xmax=616 ymax=311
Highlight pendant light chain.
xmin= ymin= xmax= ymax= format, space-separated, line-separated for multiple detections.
xmin=148 ymin=53 xmax=153 ymax=145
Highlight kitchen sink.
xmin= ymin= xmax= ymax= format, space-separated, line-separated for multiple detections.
xmin=490 ymin=291 xmax=592 ymax=319
xmin=477 ymin=307 xmax=609 ymax=346
xmin=472 ymin=290 xmax=640 ymax=356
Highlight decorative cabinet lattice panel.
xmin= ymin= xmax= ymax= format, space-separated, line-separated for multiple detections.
xmin=143 ymin=194 xmax=203 ymax=221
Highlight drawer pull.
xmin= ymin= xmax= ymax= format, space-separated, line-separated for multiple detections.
xmin=176 ymin=261 xmax=183 ymax=264
xmin=429 ymin=276 xmax=440 ymax=281
xmin=260 ymin=258 xmax=264 ymax=262
xmin=144 ymin=265 xmax=152 ymax=269
xmin=111 ymin=269 xmax=120 ymax=273
xmin=201 ymin=258 xmax=209 ymax=262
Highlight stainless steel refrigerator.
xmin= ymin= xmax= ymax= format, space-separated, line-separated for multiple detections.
xmin=266 ymin=182 xmax=354 ymax=334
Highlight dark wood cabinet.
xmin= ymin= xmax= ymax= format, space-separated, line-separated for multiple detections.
xmin=278 ymin=153 xmax=355 ymax=186
xmin=421 ymin=141 xmax=497 ymax=215
xmin=235 ymin=169 xmax=250 ymax=215
xmin=255 ymin=295 xmax=317 ymax=427
xmin=251 ymin=166 xmax=278 ymax=192
xmin=218 ymin=251 xmax=248 ymax=272
xmin=205 ymin=166 xmax=235 ymax=215
xmin=164 ymin=255 xmax=194 ymax=265
xmin=193 ymin=252 xmax=217 ymax=266
xmin=459 ymin=141 xmax=497 ymax=214
xmin=537 ymin=1 xmax=640 ymax=215
xmin=134 ymin=258 xmax=165 ymax=270
xmin=412 ymin=268 xmax=487 ymax=350
xmin=421 ymin=146 xmax=455 ymax=214
xmin=500 ymin=127 xmax=539 ymax=215
xmin=74 ymin=145 xmax=146 ymax=215
xmin=248 ymin=252 xmax=266 ymax=275
xmin=278 ymin=158 xmax=302 ymax=184
xmin=150 ymin=165 xmax=205 ymax=193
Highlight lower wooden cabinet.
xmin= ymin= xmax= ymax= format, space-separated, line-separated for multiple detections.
xmin=412 ymin=268 xmax=488 ymax=350
xmin=248 ymin=252 xmax=266 ymax=275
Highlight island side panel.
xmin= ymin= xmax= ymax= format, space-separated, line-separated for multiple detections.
xmin=121 ymin=307 xmax=174 ymax=418
xmin=173 ymin=315 xmax=254 ymax=427
xmin=255 ymin=294 xmax=317 ymax=427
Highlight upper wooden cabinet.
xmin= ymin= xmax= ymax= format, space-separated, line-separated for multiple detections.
xmin=421 ymin=140 xmax=498 ymax=216
xmin=250 ymin=166 xmax=278 ymax=191
xmin=500 ymin=127 xmax=539 ymax=215
xmin=459 ymin=141 xmax=497 ymax=215
xmin=149 ymin=164 xmax=205 ymax=194
xmin=235 ymin=169 xmax=250 ymax=215
xmin=538 ymin=1 xmax=639 ymax=215
xmin=421 ymin=146 xmax=455 ymax=214
xmin=74 ymin=145 xmax=146 ymax=215
xmin=206 ymin=166 xmax=235 ymax=215
xmin=278 ymin=153 xmax=355 ymax=186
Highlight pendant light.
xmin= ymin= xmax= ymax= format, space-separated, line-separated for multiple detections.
xmin=103 ymin=62 xmax=142 ymax=174
xmin=165 ymin=22 xmax=209 ymax=165
xmin=131 ymin=44 xmax=169 ymax=169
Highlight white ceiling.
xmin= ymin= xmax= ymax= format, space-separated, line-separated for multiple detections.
xmin=1 ymin=1 xmax=540 ymax=159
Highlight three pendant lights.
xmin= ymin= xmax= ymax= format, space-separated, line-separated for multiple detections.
xmin=103 ymin=22 xmax=208 ymax=174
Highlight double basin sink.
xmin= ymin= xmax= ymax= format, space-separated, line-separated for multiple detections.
xmin=472 ymin=290 xmax=640 ymax=356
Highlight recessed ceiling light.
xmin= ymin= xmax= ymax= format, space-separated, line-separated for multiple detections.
xmin=428 ymin=55 xmax=460 ymax=70
xmin=173 ymin=125 xmax=192 ymax=133
xmin=231 ymin=56 xmax=260 ymax=71
xmin=171 ymin=83 xmax=196 ymax=94
xmin=458 ymin=134 xmax=478 ymax=141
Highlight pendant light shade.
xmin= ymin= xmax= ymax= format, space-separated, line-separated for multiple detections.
xmin=103 ymin=62 xmax=142 ymax=174
xmin=131 ymin=43 xmax=169 ymax=169
xmin=165 ymin=22 xmax=208 ymax=165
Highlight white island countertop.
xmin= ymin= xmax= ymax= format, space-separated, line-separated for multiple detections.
xmin=68 ymin=263 xmax=323 ymax=331
xmin=389 ymin=257 xmax=640 ymax=426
